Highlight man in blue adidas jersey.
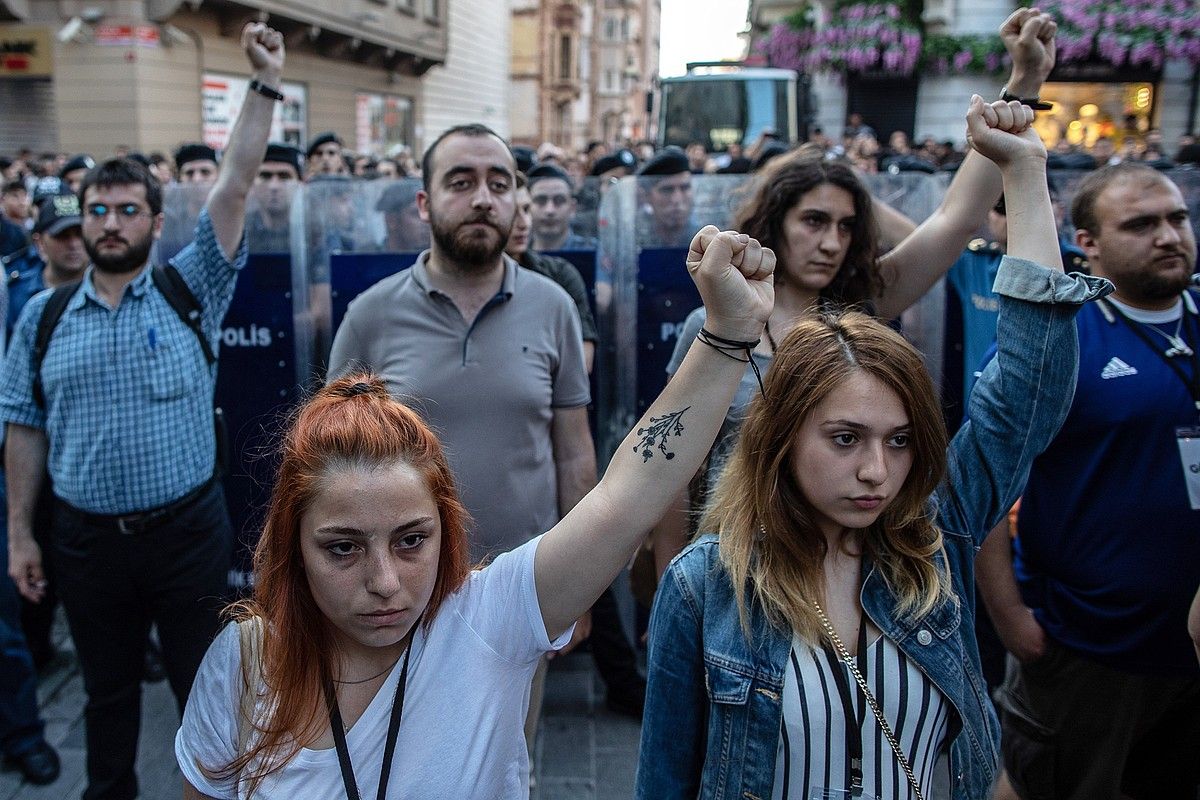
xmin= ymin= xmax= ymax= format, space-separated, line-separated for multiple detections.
xmin=977 ymin=162 xmax=1199 ymax=800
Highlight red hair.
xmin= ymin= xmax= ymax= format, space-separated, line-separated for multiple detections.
xmin=208 ymin=373 xmax=470 ymax=793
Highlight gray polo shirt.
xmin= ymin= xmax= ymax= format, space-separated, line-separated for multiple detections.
xmin=328 ymin=252 xmax=590 ymax=561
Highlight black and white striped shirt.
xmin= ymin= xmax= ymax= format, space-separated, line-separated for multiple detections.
xmin=773 ymin=633 xmax=950 ymax=800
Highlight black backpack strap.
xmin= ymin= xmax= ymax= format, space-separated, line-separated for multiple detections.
xmin=32 ymin=281 xmax=82 ymax=410
xmin=151 ymin=264 xmax=215 ymax=366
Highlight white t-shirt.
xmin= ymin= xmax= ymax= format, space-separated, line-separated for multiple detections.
xmin=175 ymin=535 xmax=570 ymax=799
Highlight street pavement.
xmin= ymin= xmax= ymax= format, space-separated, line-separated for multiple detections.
xmin=1 ymin=612 xmax=643 ymax=800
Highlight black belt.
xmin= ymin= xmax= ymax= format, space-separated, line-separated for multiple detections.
xmin=61 ymin=475 xmax=216 ymax=535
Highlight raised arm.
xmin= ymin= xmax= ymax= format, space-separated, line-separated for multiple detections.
xmin=206 ymin=23 xmax=285 ymax=260
xmin=535 ymin=229 xmax=774 ymax=638
xmin=874 ymin=8 xmax=1057 ymax=319
xmin=939 ymin=96 xmax=1112 ymax=543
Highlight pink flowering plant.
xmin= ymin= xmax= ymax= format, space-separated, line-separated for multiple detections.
xmin=1041 ymin=0 xmax=1200 ymax=68
xmin=763 ymin=1 xmax=922 ymax=76
xmin=921 ymin=33 xmax=1010 ymax=75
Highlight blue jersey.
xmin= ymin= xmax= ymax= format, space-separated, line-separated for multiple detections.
xmin=1014 ymin=290 xmax=1200 ymax=675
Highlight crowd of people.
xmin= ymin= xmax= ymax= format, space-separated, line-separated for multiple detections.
xmin=0 ymin=8 xmax=1197 ymax=800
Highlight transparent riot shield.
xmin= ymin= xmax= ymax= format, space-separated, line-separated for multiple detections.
xmin=598 ymin=173 xmax=754 ymax=461
xmin=305 ymin=177 xmax=428 ymax=378
xmin=158 ymin=181 xmax=306 ymax=590
xmin=867 ymin=171 xmax=947 ymax=389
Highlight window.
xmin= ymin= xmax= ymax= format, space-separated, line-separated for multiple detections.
xmin=203 ymin=73 xmax=307 ymax=150
xmin=355 ymin=93 xmax=415 ymax=156
xmin=604 ymin=17 xmax=618 ymax=41
xmin=559 ymin=34 xmax=573 ymax=80
xmin=424 ymin=0 xmax=440 ymax=22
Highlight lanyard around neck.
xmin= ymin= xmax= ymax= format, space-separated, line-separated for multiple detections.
xmin=324 ymin=645 xmax=412 ymax=800
xmin=1101 ymin=295 xmax=1200 ymax=415
xmin=821 ymin=615 xmax=870 ymax=793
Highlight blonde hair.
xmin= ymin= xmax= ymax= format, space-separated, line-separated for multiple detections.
xmin=706 ymin=311 xmax=953 ymax=643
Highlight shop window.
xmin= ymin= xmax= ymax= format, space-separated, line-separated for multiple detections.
xmin=203 ymin=73 xmax=307 ymax=150
xmin=355 ymin=93 xmax=415 ymax=157
xmin=1033 ymin=82 xmax=1156 ymax=152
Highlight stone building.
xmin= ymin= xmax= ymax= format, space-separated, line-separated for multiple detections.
xmin=510 ymin=0 xmax=660 ymax=151
xmin=0 ymin=0 xmax=510 ymax=158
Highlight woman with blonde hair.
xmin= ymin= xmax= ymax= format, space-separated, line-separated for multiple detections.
xmin=635 ymin=97 xmax=1111 ymax=800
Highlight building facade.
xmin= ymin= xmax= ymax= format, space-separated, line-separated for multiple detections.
xmin=747 ymin=0 xmax=1198 ymax=151
xmin=509 ymin=0 xmax=659 ymax=150
xmin=0 ymin=0 xmax=509 ymax=161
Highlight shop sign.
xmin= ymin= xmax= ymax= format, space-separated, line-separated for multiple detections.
xmin=0 ymin=26 xmax=53 ymax=77
xmin=203 ymin=73 xmax=307 ymax=151
xmin=94 ymin=23 xmax=160 ymax=48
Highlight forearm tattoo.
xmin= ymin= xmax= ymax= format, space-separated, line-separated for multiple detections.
xmin=634 ymin=407 xmax=689 ymax=462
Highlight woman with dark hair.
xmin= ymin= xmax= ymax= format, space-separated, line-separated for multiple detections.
xmin=652 ymin=10 xmax=1063 ymax=575
xmin=176 ymin=213 xmax=777 ymax=796
xmin=635 ymin=98 xmax=1111 ymax=799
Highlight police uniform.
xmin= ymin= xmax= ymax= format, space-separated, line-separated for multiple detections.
xmin=4 ymin=247 xmax=45 ymax=339
xmin=944 ymin=237 xmax=1088 ymax=430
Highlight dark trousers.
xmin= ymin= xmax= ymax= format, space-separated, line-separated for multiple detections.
xmin=996 ymin=637 xmax=1200 ymax=800
xmin=0 ymin=477 xmax=44 ymax=757
xmin=590 ymin=586 xmax=644 ymax=694
xmin=51 ymin=482 xmax=231 ymax=800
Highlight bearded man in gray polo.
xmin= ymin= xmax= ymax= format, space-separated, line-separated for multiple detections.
xmin=328 ymin=123 xmax=594 ymax=563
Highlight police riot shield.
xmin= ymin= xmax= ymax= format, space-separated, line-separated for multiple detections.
xmin=597 ymin=173 xmax=750 ymax=461
xmin=159 ymin=181 xmax=307 ymax=589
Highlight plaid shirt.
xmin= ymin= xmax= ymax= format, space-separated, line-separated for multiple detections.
xmin=0 ymin=209 xmax=247 ymax=514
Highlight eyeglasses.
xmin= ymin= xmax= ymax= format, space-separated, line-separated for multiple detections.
xmin=84 ymin=203 xmax=151 ymax=222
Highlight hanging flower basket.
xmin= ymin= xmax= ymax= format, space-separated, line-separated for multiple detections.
xmin=1041 ymin=0 xmax=1200 ymax=68
xmin=763 ymin=1 xmax=922 ymax=77
xmin=920 ymin=33 xmax=1011 ymax=75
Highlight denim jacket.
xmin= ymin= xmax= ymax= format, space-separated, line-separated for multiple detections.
xmin=636 ymin=257 xmax=1111 ymax=800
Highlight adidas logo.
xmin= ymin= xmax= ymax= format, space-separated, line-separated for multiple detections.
xmin=1101 ymin=357 xmax=1138 ymax=379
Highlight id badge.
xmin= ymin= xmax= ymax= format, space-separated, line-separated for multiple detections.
xmin=1178 ymin=426 xmax=1200 ymax=511
xmin=808 ymin=790 xmax=880 ymax=800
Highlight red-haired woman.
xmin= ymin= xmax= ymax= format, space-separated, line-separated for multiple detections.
xmin=175 ymin=226 xmax=775 ymax=798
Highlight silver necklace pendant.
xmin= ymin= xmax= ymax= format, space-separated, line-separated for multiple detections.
xmin=1165 ymin=336 xmax=1194 ymax=358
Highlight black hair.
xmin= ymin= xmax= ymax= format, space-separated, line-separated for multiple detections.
xmin=1071 ymin=162 xmax=1165 ymax=236
xmin=420 ymin=123 xmax=514 ymax=192
xmin=77 ymin=157 xmax=163 ymax=215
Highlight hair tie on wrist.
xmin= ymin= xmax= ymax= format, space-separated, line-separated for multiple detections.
xmin=696 ymin=327 xmax=766 ymax=397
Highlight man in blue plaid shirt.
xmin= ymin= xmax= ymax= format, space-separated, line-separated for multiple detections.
xmin=0 ymin=24 xmax=285 ymax=800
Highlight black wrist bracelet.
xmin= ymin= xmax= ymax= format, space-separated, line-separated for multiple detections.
xmin=697 ymin=327 xmax=760 ymax=349
xmin=696 ymin=327 xmax=767 ymax=397
xmin=249 ymin=79 xmax=285 ymax=102
xmin=1000 ymin=88 xmax=1052 ymax=111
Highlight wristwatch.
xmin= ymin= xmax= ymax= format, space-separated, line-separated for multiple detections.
xmin=249 ymin=79 xmax=285 ymax=102
xmin=1000 ymin=86 xmax=1053 ymax=111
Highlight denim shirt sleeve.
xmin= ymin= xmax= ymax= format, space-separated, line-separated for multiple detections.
xmin=936 ymin=256 xmax=1112 ymax=548
xmin=636 ymin=553 xmax=708 ymax=799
